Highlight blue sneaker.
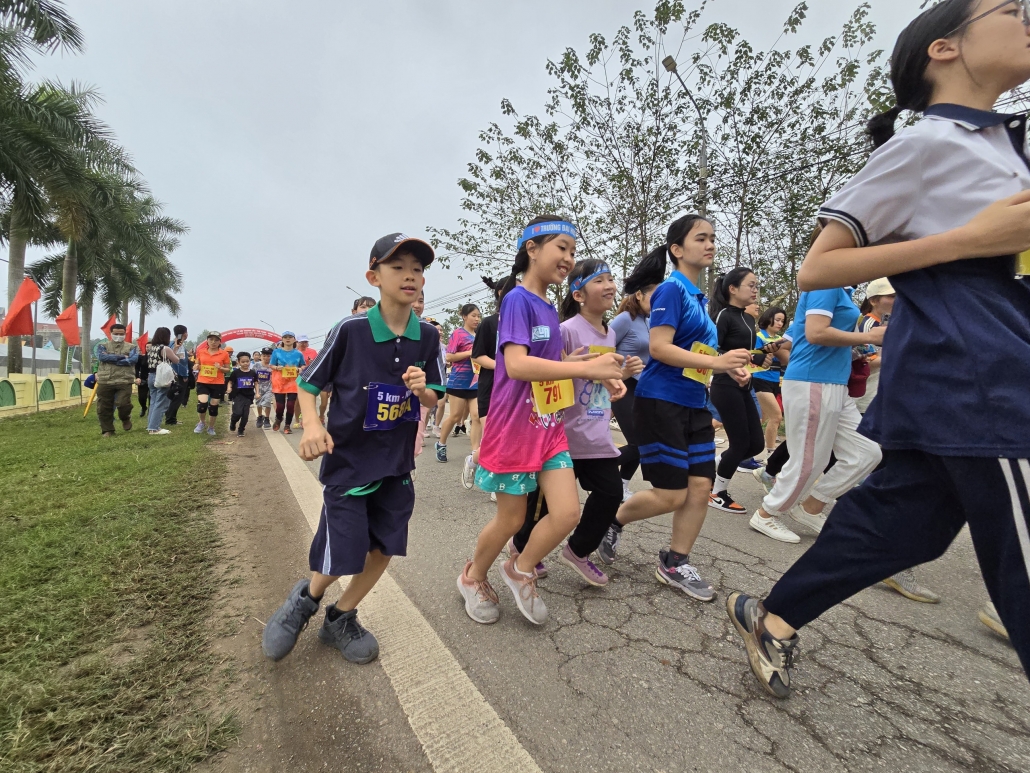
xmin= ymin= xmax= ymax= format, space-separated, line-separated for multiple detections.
xmin=737 ymin=457 xmax=763 ymax=472
xmin=435 ymin=442 xmax=447 ymax=463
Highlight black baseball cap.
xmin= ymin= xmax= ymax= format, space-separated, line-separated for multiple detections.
xmin=260 ymin=347 xmax=273 ymax=355
xmin=369 ymin=233 xmax=435 ymax=269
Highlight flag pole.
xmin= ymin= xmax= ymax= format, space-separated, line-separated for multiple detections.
xmin=31 ymin=301 xmax=37 ymax=376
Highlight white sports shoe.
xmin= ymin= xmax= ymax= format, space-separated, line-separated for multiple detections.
xmin=788 ymin=505 xmax=826 ymax=534
xmin=622 ymin=481 xmax=632 ymax=502
xmin=749 ymin=511 xmax=801 ymax=544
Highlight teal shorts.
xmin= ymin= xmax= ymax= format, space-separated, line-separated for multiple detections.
xmin=474 ymin=451 xmax=574 ymax=496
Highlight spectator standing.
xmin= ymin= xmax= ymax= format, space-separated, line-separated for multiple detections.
xmin=95 ymin=322 xmax=139 ymax=437
xmin=145 ymin=327 xmax=180 ymax=435
xmin=134 ymin=348 xmax=150 ymax=417
xmin=164 ymin=324 xmax=190 ymax=425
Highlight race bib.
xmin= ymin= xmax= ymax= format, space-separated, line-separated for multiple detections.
xmin=682 ymin=342 xmax=717 ymax=384
xmin=281 ymin=366 xmax=299 ymax=379
xmin=588 ymin=345 xmax=616 ymax=383
xmin=746 ymin=349 xmax=768 ymax=374
xmin=363 ymin=382 xmax=420 ymax=430
xmin=236 ymin=375 xmax=255 ymax=389
xmin=199 ymin=364 xmax=219 ymax=379
xmin=256 ymin=370 xmax=271 ymax=382
xmin=472 ymin=361 xmax=481 ymax=375
xmin=531 ymin=379 xmax=574 ymax=415
xmin=1018 ymin=250 xmax=1030 ymax=276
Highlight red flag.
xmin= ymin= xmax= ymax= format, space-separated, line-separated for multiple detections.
xmin=125 ymin=321 xmax=133 ymax=343
xmin=0 ymin=277 xmax=41 ymax=338
xmin=100 ymin=315 xmax=117 ymax=340
xmin=55 ymin=303 xmax=80 ymax=346
xmin=136 ymin=331 xmax=149 ymax=352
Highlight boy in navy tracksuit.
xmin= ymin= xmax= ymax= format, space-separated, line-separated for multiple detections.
xmin=261 ymin=234 xmax=443 ymax=664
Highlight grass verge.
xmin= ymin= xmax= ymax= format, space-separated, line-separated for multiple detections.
xmin=0 ymin=408 xmax=238 ymax=772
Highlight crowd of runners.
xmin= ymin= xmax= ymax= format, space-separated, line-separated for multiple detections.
xmin=252 ymin=0 xmax=1028 ymax=703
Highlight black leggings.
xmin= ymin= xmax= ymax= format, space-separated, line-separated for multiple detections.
xmin=709 ymin=381 xmax=765 ymax=480
xmin=611 ymin=377 xmax=639 ymax=481
xmin=274 ymin=392 xmax=297 ymax=425
xmin=513 ymin=456 xmax=623 ymax=559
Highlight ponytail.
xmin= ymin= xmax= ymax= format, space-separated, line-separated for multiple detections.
xmin=500 ymin=214 xmax=566 ymax=301
xmin=624 ymin=213 xmax=709 ymax=293
xmin=482 ymin=274 xmax=517 ymax=304
xmin=866 ymin=0 xmax=977 ymax=149
xmin=708 ymin=266 xmax=754 ymax=320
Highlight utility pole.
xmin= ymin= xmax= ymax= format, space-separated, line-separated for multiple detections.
xmin=662 ymin=55 xmax=713 ymax=293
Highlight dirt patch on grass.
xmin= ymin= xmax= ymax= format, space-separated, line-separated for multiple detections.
xmin=198 ymin=434 xmax=430 ymax=773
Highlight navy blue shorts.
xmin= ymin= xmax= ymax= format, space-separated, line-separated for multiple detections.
xmin=635 ymin=396 xmax=716 ymax=489
xmin=308 ymin=474 xmax=415 ymax=576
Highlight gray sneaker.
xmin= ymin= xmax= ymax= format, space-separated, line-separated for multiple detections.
xmin=596 ymin=522 xmax=622 ymax=565
xmin=500 ymin=556 xmax=548 ymax=625
xmin=457 ymin=561 xmax=500 ymax=624
xmin=881 ymin=569 xmax=941 ymax=604
xmin=726 ymin=591 xmax=798 ymax=699
xmin=655 ymin=550 xmax=716 ymax=602
xmin=318 ymin=606 xmax=379 ymax=664
xmin=262 ymin=579 xmax=321 ymax=661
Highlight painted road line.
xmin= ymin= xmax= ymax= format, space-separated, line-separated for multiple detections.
xmin=264 ymin=431 xmax=543 ymax=773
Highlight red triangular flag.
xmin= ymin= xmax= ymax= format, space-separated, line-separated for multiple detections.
xmin=100 ymin=315 xmax=117 ymax=340
xmin=0 ymin=277 xmax=41 ymax=338
xmin=136 ymin=331 xmax=149 ymax=352
xmin=125 ymin=321 xmax=133 ymax=343
xmin=55 ymin=303 xmax=80 ymax=346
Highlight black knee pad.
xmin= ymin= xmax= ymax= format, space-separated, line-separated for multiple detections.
xmin=197 ymin=402 xmax=208 ymax=415
xmin=208 ymin=404 xmax=219 ymax=417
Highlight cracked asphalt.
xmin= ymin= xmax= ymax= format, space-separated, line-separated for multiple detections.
xmin=285 ymin=428 xmax=1029 ymax=773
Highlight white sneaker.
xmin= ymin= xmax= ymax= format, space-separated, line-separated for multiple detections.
xmin=461 ymin=454 xmax=476 ymax=490
xmin=752 ymin=466 xmax=776 ymax=493
xmin=789 ymin=505 xmax=826 ymax=534
xmin=149 ymin=428 xmax=171 ymax=436
xmin=490 ymin=492 xmax=497 ymax=502
xmin=749 ymin=511 xmax=800 ymax=543
xmin=622 ymin=481 xmax=632 ymax=502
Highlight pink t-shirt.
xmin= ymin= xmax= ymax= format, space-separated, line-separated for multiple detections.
xmin=477 ymin=287 xmax=569 ymax=474
xmin=560 ymin=315 xmax=618 ymax=459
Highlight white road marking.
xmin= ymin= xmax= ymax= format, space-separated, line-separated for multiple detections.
xmin=264 ymin=430 xmax=543 ymax=773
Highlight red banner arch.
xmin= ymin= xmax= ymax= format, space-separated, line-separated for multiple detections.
xmin=219 ymin=327 xmax=280 ymax=343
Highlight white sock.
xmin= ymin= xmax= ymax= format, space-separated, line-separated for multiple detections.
xmin=714 ymin=475 xmax=730 ymax=494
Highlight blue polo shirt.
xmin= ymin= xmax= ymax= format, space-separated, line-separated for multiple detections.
xmin=635 ymin=271 xmax=718 ymax=409
xmin=298 ymin=304 xmax=444 ymax=488
xmin=783 ymin=288 xmax=859 ymax=386
xmin=819 ymin=104 xmax=1030 ymax=457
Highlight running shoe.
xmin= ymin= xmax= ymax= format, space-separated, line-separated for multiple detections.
xmin=453 ymin=425 xmax=461 ymax=437
xmin=461 ymin=454 xmax=476 ymax=490
xmin=978 ymin=602 xmax=1009 ymax=640
xmin=262 ymin=579 xmax=321 ymax=661
xmin=435 ymin=442 xmax=447 ymax=463
xmin=229 ymin=418 xmax=237 ymax=432
xmin=749 ymin=511 xmax=800 ymax=543
xmin=272 ymin=420 xmax=281 ymax=431
xmin=726 ymin=591 xmax=798 ymax=699
xmin=207 ymin=426 xmax=216 ymax=436
xmin=505 ymin=537 xmax=547 ymax=577
xmin=432 ymin=427 xmax=441 ymax=438
xmin=709 ymin=490 xmax=747 ymax=514
xmin=737 ymin=457 xmax=763 ymax=472
xmin=559 ymin=543 xmax=608 ymax=586
xmin=194 ymin=421 xmax=205 ymax=434
xmin=283 ymin=425 xmax=292 ymax=435
xmin=655 ymin=550 xmax=715 ymax=602
xmin=237 ymin=429 xmax=245 ymax=438
xmin=788 ymin=504 xmax=826 ymax=534
xmin=490 ymin=492 xmax=497 ymax=502
xmin=500 ymin=556 xmax=548 ymax=625
xmin=318 ymin=606 xmax=379 ymax=664
xmin=881 ymin=570 xmax=940 ymax=603
xmin=596 ymin=522 xmax=622 ymax=565
xmin=148 ymin=429 xmax=171 ymax=435
xmin=457 ymin=561 xmax=500 ymax=624
xmin=622 ymin=480 xmax=632 ymax=502
xmin=753 ymin=466 xmax=776 ymax=493
xmin=423 ymin=424 xmax=433 ymax=438
xmin=102 ymin=431 xmax=115 ymax=438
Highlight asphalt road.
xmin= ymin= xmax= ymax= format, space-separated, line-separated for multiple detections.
xmin=280 ymin=426 xmax=1030 ymax=773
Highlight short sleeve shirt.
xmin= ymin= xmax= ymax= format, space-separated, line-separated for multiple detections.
xmin=253 ymin=363 xmax=272 ymax=393
xmin=610 ymin=311 xmax=650 ymax=367
xmin=229 ymin=368 xmax=257 ymax=396
xmin=446 ymin=327 xmax=478 ymax=389
xmin=270 ymin=348 xmax=306 ymax=393
xmin=195 ymin=346 xmax=231 ymax=385
xmin=635 ymin=271 xmax=718 ymax=409
xmin=783 ymin=289 xmax=859 ymax=386
xmin=477 ymin=287 xmax=569 ymax=474
xmin=471 ymin=313 xmax=499 ymax=404
xmin=819 ymin=104 xmax=1030 ymax=457
xmin=560 ymin=315 xmax=618 ymax=459
xmin=298 ymin=304 xmax=444 ymax=489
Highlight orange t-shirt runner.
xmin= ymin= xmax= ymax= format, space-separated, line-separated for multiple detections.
xmin=195 ymin=346 xmax=231 ymax=385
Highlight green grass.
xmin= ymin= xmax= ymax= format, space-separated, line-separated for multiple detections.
xmin=0 ymin=408 xmax=238 ymax=772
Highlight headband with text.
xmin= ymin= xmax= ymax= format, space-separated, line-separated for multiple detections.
xmin=569 ymin=263 xmax=612 ymax=294
xmin=516 ymin=220 xmax=578 ymax=250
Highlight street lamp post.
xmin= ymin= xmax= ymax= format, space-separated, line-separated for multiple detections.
xmin=259 ymin=319 xmax=276 ymax=333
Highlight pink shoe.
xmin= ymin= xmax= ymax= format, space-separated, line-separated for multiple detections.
xmin=559 ymin=543 xmax=608 ymax=586
xmin=505 ymin=537 xmax=547 ymax=578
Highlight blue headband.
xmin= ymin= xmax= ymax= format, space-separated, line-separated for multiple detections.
xmin=569 ymin=263 xmax=612 ymax=294
xmin=516 ymin=220 xmax=578 ymax=250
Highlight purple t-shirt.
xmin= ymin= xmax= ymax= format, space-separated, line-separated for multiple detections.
xmin=477 ymin=287 xmax=569 ymax=473
xmin=561 ymin=315 xmax=618 ymax=459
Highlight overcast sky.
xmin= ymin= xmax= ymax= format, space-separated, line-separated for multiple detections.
xmin=10 ymin=0 xmax=922 ymax=350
